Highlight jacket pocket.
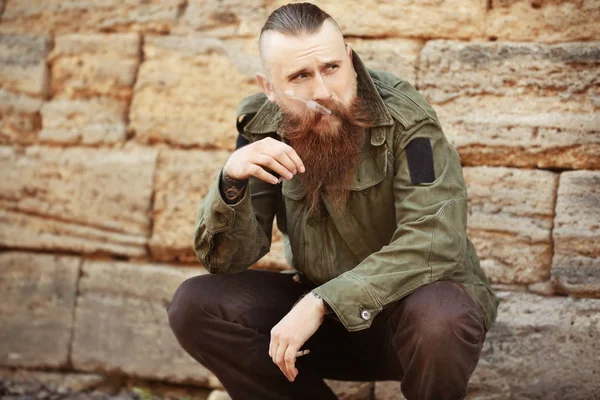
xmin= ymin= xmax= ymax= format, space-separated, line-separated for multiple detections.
xmin=343 ymin=144 xmax=388 ymax=192
xmin=281 ymin=176 xmax=307 ymax=200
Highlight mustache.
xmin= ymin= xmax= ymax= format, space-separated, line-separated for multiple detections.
xmin=282 ymin=97 xmax=373 ymax=137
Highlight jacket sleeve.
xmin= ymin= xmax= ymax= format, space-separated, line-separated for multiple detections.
xmin=312 ymin=117 xmax=469 ymax=331
xmin=193 ymin=168 xmax=279 ymax=274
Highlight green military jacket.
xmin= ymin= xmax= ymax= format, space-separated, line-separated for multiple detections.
xmin=193 ymin=52 xmax=499 ymax=332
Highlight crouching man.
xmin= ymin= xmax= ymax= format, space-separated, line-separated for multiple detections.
xmin=167 ymin=3 xmax=498 ymax=399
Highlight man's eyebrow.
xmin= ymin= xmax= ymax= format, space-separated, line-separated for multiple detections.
xmin=285 ymin=60 xmax=343 ymax=80
xmin=286 ymin=67 xmax=310 ymax=80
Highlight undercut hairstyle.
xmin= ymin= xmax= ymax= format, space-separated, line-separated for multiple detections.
xmin=261 ymin=2 xmax=336 ymax=37
xmin=259 ymin=3 xmax=341 ymax=72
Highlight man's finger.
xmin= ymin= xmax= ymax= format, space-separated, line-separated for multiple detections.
xmin=269 ymin=332 xmax=280 ymax=364
xmin=275 ymin=342 xmax=292 ymax=381
xmin=254 ymin=153 xmax=293 ymax=181
xmin=275 ymin=343 xmax=290 ymax=380
xmin=284 ymin=346 xmax=298 ymax=382
xmin=267 ymin=150 xmax=297 ymax=178
xmin=256 ymin=137 xmax=304 ymax=174
xmin=285 ymin=147 xmax=305 ymax=173
xmin=249 ymin=164 xmax=279 ymax=185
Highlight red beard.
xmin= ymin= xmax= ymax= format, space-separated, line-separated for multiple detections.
xmin=279 ymin=95 xmax=373 ymax=216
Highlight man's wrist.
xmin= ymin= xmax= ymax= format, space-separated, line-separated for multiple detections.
xmin=310 ymin=291 xmax=333 ymax=317
xmin=220 ymin=166 xmax=248 ymax=205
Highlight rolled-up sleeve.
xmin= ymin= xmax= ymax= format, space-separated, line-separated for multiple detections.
xmin=194 ymin=170 xmax=278 ymax=274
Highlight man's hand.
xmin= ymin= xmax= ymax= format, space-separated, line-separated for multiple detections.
xmin=269 ymin=293 xmax=326 ymax=382
xmin=224 ymin=137 xmax=305 ymax=184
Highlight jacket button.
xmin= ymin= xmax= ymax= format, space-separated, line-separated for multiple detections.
xmin=360 ymin=310 xmax=371 ymax=320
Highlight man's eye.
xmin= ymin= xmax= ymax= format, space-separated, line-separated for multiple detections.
xmin=328 ymin=64 xmax=339 ymax=71
xmin=293 ymin=73 xmax=308 ymax=81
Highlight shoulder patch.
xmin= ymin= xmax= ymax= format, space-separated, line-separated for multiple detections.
xmin=405 ymin=138 xmax=435 ymax=184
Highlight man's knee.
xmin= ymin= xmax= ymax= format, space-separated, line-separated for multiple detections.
xmin=167 ymin=272 xmax=275 ymax=337
xmin=398 ymin=281 xmax=485 ymax=346
xmin=167 ymin=274 xmax=214 ymax=338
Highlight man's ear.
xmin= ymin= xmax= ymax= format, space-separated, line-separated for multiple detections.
xmin=256 ymin=73 xmax=276 ymax=103
xmin=346 ymin=43 xmax=353 ymax=59
xmin=345 ymin=43 xmax=357 ymax=77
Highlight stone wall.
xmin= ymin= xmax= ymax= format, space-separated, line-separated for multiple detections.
xmin=1 ymin=1 xmax=599 ymax=399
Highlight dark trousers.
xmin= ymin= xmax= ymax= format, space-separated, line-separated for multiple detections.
xmin=167 ymin=270 xmax=486 ymax=400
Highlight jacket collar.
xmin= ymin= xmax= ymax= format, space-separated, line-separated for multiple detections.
xmin=244 ymin=50 xmax=394 ymax=135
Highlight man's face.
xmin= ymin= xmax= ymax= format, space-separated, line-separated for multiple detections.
xmin=259 ymin=19 xmax=358 ymax=127
xmin=257 ymin=19 xmax=370 ymax=214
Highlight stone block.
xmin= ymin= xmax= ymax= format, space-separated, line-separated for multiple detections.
xmin=175 ymin=0 xmax=487 ymax=39
xmin=175 ymin=0 xmax=270 ymax=37
xmin=0 ymin=34 xmax=49 ymax=96
xmin=0 ymin=88 xmax=43 ymax=145
xmin=463 ymin=167 xmax=558 ymax=284
xmin=420 ymin=41 xmax=600 ymax=169
xmin=307 ymin=0 xmax=485 ymax=39
xmin=0 ymin=252 xmax=79 ymax=368
xmin=48 ymin=33 xmax=140 ymax=100
xmin=0 ymin=146 xmax=156 ymax=257
xmin=346 ymin=38 xmax=423 ymax=86
xmin=0 ymin=369 xmax=107 ymax=392
xmin=71 ymin=260 xmax=217 ymax=386
xmin=0 ymin=34 xmax=49 ymax=145
xmin=0 ymin=0 xmax=184 ymax=34
xmin=552 ymin=170 xmax=600 ymax=297
xmin=150 ymin=149 xmax=229 ymax=263
xmin=130 ymin=36 xmax=259 ymax=149
xmin=39 ymin=97 xmax=128 ymax=145
xmin=468 ymin=293 xmax=600 ymax=399
xmin=487 ymin=0 xmax=600 ymax=42
xmin=39 ymin=33 xmax=139 ymax=145
xmin=150 ymin=148 xmax=288 ymax=270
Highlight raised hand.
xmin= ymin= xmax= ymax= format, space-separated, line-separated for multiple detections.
xmin=224 ymin=137 xmax=305 ymax=185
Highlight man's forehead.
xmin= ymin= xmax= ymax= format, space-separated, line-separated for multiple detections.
xmin=260 ymin=19 xmax=346 ymax=69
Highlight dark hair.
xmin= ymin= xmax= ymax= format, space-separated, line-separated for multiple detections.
xmin=260 ymin=2 xmax=338 ymax=39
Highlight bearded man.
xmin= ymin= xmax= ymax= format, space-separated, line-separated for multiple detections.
xmin=167 ymin=3 xmax=499 ymax=400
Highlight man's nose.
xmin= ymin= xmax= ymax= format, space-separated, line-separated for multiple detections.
xmin=312 ymin=74 xmax=332 ymax=102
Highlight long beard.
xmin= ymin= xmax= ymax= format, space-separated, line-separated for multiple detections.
xmin=279 ymin=95 xmax=373 ymax=216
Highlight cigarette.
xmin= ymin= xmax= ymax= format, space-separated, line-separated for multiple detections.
xmin=295 ymin=349 xmax=310 ymax=358
xmin=284 ymin=90 xmax=332 ymax=115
